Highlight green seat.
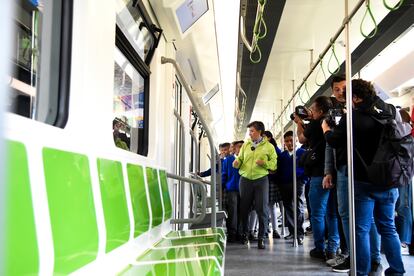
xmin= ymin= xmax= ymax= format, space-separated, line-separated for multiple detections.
xmin=156 ymin=236 xmax=225 ymax=252
xmin=5 ymin=141 xmax=39 ymax=276
xmin=97 ymin=158 xmax=130 ymax=252
xmin=165 ymin=228 xmax=226 ymax=240
xmin=120 ymin=258 xmax=222 ymax=276
xmin=138 ymin=243 xmax=223 ymax=265
xmin=43 ymin=148 xmax=99 ymax=274
xmin=146 ymin=167 xmax=163 ymax=227
xmin=127 ymin=164 xmax=150 ymax=237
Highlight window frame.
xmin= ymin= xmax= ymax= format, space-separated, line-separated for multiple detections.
xmin=10 ymin=0 xmax=73 ymax=128
xmin=115 ymin=25 xmax=150 ymax=156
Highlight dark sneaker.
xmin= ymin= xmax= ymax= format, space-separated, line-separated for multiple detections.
xmin=310 ymin=248 xmax=326 ymax=260
xmin=297 ymin=237 xmax=304 ymax=245
xmin=368 ymin=261 xmax=383 ymax=276
xmin=284 ymin=234 xmax=293 ymax=240
xmin=240 ymin=234 xmax=249 ymax=245
xmin=248 ymin=231 xmax=258 ymax=241
xmin=326 ymin=251 xmax=337 ymax=261
xmin=332 ymin=257 xmax=350 ymax=273
xmin=258 ymin=238 xmax=265 ymax=249
xmin=273 ymin=230 xmax=281 ymax=239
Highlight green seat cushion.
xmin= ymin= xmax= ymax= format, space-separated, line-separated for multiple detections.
xmin=146 ymin=167 xmax=163 ymax=227
xmin=158 ymin=170 xmax=173 ymax=220
xmin=5 ymin=140 xmax=39 ymax=275
xmin=156 ymin=236 xmax=225 ymax=252
xmin=165 ymin=228 xmax=226 ymax=240
xmin=97 ymin=159 xmax=130 ymax=252
xmin=119 ymin=258 xmax=221 ymax=276
xmin=43 ymin=148 xmax=99 ymax=274
xmin=127 ymin=164 xmax=150 ymax=237
xmin=136 ymin=243 xmax=223 ymax=265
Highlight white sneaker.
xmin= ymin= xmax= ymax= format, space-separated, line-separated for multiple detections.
xmin=401 ymin=244 xmax=409 ymax=255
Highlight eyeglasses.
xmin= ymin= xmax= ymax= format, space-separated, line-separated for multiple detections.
xmin=251 ymin=146 xmax=256 ymax=151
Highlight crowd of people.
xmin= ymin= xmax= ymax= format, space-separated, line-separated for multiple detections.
xmin=198 ymin=75 xmax=414 ymax=276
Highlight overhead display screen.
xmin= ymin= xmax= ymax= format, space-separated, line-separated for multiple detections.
xmin=176 ymin=0 xmax=209 ymax=33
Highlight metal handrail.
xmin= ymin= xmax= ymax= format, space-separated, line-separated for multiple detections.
xmin=161 ymin=57 xmax=218 ymax=227
xmin=167 ymin=173 xmax=207 ymax=224
xmin=271 ymin=0 xmax=366 ymax=135
xmin=173 ymin=109 xmax=186 ymax=230
xmin=189 ymin=129 xmax=199 ymax=173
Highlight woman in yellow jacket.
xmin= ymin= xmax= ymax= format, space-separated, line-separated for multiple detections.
xmin=233 ymin=121 xmax=277 ymax=249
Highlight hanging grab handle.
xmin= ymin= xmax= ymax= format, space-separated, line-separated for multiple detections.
xmin=360 ymin=0 xmax=378 ymax=39
xmin=315 ymin=57 xmax=327 ymax=86
xmin=383 ymin=0 xmax=404 ymax=11
xmin=327 ymin=41 xmax=341 ymax=74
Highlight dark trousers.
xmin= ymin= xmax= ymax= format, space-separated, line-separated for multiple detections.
xmin=305 ymin=183 xmax=311 ymax=225
xmin=226 ymin=191 xmax=241 ymax=237
xmin=279 ymin=180 xmax=305 ymax=237
xmin=240 ymin=176 xmax=269 ymax=239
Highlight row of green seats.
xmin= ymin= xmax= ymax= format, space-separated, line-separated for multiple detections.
xmin=5 ymin=141 xmax=225 ymax=276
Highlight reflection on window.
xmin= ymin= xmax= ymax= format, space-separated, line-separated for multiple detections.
xmin=113 ymin=47 xmax=145 ymax=153
xmin=9 ymin=1 xmax=40 ymax=118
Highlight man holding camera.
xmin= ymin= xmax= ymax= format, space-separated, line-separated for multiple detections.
xmin=323 ymin=76 xmax=382 ymax=274
xmin=293 ymin=96 xmax=340 ymax=261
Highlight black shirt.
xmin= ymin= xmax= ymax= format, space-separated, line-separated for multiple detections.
xmin=303 ymin=119 xmax=326 ymax=177
xmin=324 ymin=109 xmax=384 ymax=182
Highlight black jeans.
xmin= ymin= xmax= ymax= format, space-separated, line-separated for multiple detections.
xmin=226 ymin=191 xmax=241 ymax=236
xmin=239 ymin=176 xmax=269 ymax=239
xmin=279 ymin=180 xmax=305 ymax=237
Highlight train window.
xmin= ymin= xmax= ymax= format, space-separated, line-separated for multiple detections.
xmin=8 ymin=0 xmax=72 ymax=127
xmin=113 ymin=46 xmax=147 ymax=154
xmin=116 ymin=0 xmax=162 ymax=65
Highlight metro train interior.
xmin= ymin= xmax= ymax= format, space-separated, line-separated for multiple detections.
xmin=1 ymin=0 xmax=414 ymax=275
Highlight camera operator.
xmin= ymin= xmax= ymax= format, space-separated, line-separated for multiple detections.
xmin=324 ymin=77 xmax=382 ymax=273
xmin=293 ymin=96 xmax=340 ymax=261
xmin=322 ymin=79 xmax=405 ymax=276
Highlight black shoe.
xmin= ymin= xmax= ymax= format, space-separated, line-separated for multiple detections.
xmin=248 ymin=231 xmax=258 ymax=241
xmin=297 ymin=237 xmax=304 ymax=245
xmin=284 ymin=234 xmax=293 ymax=240
xmin=240 ymin=235 xmax=249 ymax=245
xmin=332 ymin=257 xmax=350 ymax=273
xmin=310 ymin=248 xmax=326 ymax=260
xmin=258 ymin=239 xmax=265 ymax=249
xmin=368 ymin=261 xmax=383 ymax=276
xmin=326 ymin=251 xmax=336 ymax=261
xmin=273 ymin=230 xmax=281 ymax=239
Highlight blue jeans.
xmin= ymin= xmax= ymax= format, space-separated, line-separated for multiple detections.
xmin=309 ymin=176 xmax=339 ymax=253
xmin=336 ymin=166 xmax=381 ymax=262
xmin=355 ymin=183 xmax=405 ymax=276
xmin=396 ymin=181 xmax=413 ymax=244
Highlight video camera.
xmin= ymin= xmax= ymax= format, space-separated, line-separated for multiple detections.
xmin=323 ymin=108 xmax=344 ymax=127
xmin=290 ymin=105 xmax=309 ymax=121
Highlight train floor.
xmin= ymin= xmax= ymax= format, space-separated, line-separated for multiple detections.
xmin=224 ymin=227 xmax=414 ymax=275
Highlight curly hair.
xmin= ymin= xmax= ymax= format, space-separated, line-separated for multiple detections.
xmin=352 ymin=79 xmax=376 ymax=100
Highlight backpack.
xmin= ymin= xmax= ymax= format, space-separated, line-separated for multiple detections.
xmin=356 ymin=102 xmax=414 ymax=189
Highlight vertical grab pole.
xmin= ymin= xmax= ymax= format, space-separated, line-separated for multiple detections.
xmin=162 ymin=57 xmax=217 ymax=227
xmin=292 ymin=80 xmax=298 ymax=247
xmin=218 ymin=155 xmax=222 ymax=211
xmin=344 ymin=1 xmax=357 ymax=275
xmin=174 ymin=109 xmax=186 ymax=230
xmin=280 ymin=99 xmax=286 ymax=236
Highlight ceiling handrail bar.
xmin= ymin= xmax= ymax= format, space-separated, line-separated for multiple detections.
xmin=270 ymin=0 xmax=366 ymax=133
